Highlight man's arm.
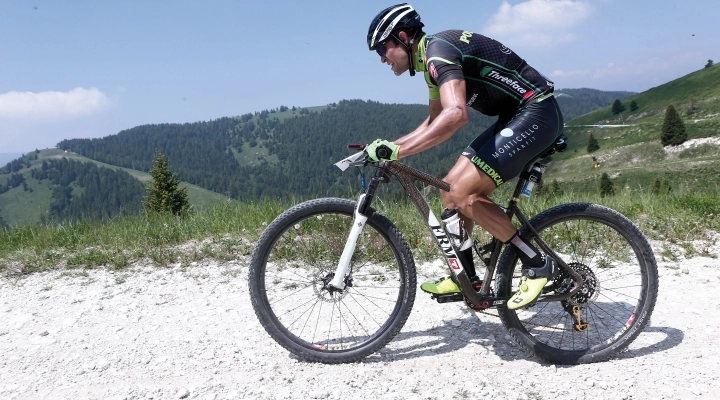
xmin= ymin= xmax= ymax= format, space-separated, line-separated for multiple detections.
xmin=394 ymin=79 xmax=469 ymax=159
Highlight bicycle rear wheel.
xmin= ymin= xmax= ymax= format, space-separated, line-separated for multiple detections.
xmin=248 ymin=198 xmax=416 ymax=363
xmin=496 ymin=203 xmax=658 ymax=364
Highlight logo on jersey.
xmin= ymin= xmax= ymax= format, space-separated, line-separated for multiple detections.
xmin=500 ymin=45 xmax=512 ymax=55
xmin=481 ymin=67 xmax=534 ymax=99
xmin=466 ymin=93 xmax=478 ymax=107
xmin=459 ymin=31 xmax=474 ymax=44
xmin=429 ymin=62 xmax=438 ymax=80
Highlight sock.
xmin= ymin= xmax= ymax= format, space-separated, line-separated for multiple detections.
xmin=457 ymin=248 xmax=477 ymax=280
xmin=507 ymin=231 xmax=543 ymax=268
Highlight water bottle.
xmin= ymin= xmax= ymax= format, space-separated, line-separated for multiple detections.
xmin=441 ymin=209 xmax=472 ymax=251
xmin=521 ymin=165 xmax=545 ymax=197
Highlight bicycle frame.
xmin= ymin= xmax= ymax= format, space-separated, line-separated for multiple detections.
xmin=329 ymin=159 xmax=584 ymax=309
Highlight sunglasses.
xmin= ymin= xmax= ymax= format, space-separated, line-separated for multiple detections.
xmin=376 ymin=41 xmax=388 ymax=57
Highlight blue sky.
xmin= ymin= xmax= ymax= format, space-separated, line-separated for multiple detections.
xmin=1 ymin=0 xmax=717 ymax=153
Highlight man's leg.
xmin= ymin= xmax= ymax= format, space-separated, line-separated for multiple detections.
xmin=442 ymin=158 xmax=556 ymax=310
xmin=420 ymin=157 xmax=513 ymax=295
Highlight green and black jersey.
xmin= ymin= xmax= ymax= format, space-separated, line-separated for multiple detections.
xmin=415 ymin=30 xmax=554 ymax=121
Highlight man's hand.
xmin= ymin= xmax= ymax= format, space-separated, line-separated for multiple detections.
xmin=366 ymin=139 xmax=400 ymax=162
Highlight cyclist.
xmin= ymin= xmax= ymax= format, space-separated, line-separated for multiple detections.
xmin=365 ymin=4 xmax=565 ymax=309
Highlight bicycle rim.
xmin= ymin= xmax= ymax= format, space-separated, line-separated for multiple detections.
xmin=249 ymin=198 xmax=415 ymax=363
xmin=497 ymin=203 xmax=658 ymax=364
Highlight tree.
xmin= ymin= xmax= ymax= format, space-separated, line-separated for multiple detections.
xmin=660 ymin=105 xmax=687 ymax=146
xmin=705 ymin=60 xmax=714 ymax=68
xmin=630 ymin=100 xmax=638 ymax=112
xmin=687 ymin=98 xmax=698 ymax=115
xmin=143 ymin=150 xmax=190 ymax=216
xmin=599 ymin=173 xmax=615 ymax=197
xmin=587 ymin=133 xmax=600 ymax=153
xmin=611 ymin=99 xmax=625 ymax=115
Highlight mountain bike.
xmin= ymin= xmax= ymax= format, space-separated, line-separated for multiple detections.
xmin=248 ymin=137 xmax=658 ymax=365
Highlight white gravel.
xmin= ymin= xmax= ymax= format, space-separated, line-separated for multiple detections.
xmin=2 ymin=246 xmax=720 ymax=400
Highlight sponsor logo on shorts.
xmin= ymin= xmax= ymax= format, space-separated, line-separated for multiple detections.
xmin=500 ymin=128 xmax=514 ymax=137
xmin=492 ymin=124 xmax=539 ymax=159
xmin=470 ymin=156 xmax=504 ymax=185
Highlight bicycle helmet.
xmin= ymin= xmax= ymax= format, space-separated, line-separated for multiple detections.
xmin=367 ymin=3 xmax=424 ymax=76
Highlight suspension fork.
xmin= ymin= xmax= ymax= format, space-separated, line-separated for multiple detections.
xmin=328 ymin=165 xmax=388 ymax=290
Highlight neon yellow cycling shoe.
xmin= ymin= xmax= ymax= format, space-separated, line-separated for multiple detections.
xmin=420 ymin=276 xmax=460 ymax=295
xmin=507 ymin=276 xmax=548 ymax=309
xmin=508 ymin=256 xmax=557 ymax=310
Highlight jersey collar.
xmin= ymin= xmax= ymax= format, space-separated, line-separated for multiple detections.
xmin=414 ymin=34 xmax=428 ymax=73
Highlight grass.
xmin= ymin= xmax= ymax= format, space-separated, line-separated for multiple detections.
xmin=3 ymin=181 xmax=719 ymax=277
xmin=0 ymin=200 xmax=287 ymax=275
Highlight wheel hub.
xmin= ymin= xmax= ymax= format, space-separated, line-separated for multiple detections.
xmin=314 ymin=271 xmax=352 ymax=303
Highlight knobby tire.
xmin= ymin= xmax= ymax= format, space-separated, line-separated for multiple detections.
xmin=495 ymin=203 xmax=658 ymax=364
xmin=248 ymin=198 xmax=416 ymax=363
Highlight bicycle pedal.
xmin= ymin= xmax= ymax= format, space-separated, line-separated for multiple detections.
xmin=433 ymin=293 xmax=465 ymax=303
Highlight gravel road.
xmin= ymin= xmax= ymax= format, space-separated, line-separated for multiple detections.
xmin=2 ymin=242 xmax=720 ymax=400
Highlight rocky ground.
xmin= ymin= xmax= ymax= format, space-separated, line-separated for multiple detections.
xmin=2 ymin=240 xmax=720 ymax=400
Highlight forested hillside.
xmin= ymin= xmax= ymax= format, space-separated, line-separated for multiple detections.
xmin=58 ymin=100 xmax=498 ymax=200
xmin=0 ymin=87 xmax=666 ymax=228
xmin=56 ymin=88 xmax=631 ymax=203
xmin=0 ymin=152 xmax=145 ymax=226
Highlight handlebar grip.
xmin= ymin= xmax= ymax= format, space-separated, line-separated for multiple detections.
xmin=376 ymin=145 xmax=390 ymax=159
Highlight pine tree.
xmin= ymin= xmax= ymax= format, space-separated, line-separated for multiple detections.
xmin=630 ymin=100 xmax=638 ymax=112
xmin=599 ymin=173 xmax=615 ymax=197
xmin=660 ymin=105 xmax=688 ymax=146
xmin=705 ymin=60 xmax=714 ymax=69
xmin=587 ymin=133 xmax=600 ymax=153
xmin=611 ymin=99 xmax=625 ymax=115
xmin=143 ymin=150 xmax=191 ymax=216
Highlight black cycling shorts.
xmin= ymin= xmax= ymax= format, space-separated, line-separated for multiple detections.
xmin=462 ymin=95 xmax=564 ymax=187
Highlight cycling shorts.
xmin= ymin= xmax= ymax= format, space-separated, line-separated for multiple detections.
xmin=462 ymin=95 xmax=564 ymax=187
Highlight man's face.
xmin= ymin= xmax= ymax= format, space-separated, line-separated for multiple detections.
xmin=378 ymin=39 xmax=409 ymax=76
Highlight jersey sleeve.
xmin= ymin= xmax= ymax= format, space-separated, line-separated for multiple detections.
xmin=424 ymin=38 xmax=464 ymax=97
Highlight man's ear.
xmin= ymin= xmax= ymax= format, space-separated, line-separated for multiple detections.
xmin=397 ymin=31 xmax=410 ymax=44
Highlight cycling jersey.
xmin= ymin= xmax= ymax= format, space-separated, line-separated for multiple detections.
xmin=414 ymin=30 xmax=563 ymax=186
xmin=414 ymin=30 xmax=555 ymax=121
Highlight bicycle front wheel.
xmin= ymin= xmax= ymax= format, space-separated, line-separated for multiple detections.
xmin=496 ymin=203 xmax=658 ymax=364
xmin=248 ymin=197 xmax=416 ymax=363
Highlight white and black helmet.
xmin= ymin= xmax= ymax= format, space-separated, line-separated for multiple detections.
xmin=367 ymin=3 xmax=423 ymax=51
xmin=367 ymin=3 xmax=424 ymax=76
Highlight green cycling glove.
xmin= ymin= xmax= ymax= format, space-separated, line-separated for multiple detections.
xmin=366 ymin=139 xmax=400 ymax=162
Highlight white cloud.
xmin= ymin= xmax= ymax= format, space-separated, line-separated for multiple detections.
xmin=0 ymin=87 xmax=110 ymax=120
xmin=482 ymin=0 xmax=594 ymax=47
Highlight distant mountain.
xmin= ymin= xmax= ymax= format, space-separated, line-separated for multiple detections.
xmin=555 ymin=88 xmax=636 ymax=121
